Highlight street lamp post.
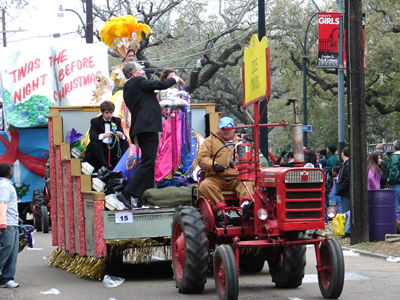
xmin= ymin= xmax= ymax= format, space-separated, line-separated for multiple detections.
xmin=57 ymin=5 xmax=92 ymax=43
xmin=86 ymin=0 xmax=93 ymax=43
xmin=338 ymin=0 xmax=345 ymax=163
xmin=302 ymin=12 xmax=318 ymax=148
xmin=258 ymin=0 xmax=268 ymax=157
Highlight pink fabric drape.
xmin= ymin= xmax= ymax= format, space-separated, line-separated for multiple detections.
xmin=155 ymin=113 xmax=182 ymax=182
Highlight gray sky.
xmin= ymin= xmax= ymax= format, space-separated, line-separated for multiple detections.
xmin=3 ymin=0 xmax=333 ymax=49
xmin=4 ymin=0 xmax=104 ymax=48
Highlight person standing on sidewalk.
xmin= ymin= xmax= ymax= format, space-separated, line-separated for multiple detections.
xmin=367 ymin=152 xmax=382 ymax=190
xmin=386 ymin=140 xmax=400 ymax=212
xmin=336 ymin=147 xmax=350 ymax=238
xmin=0 ymin=163 xmax=19 ymax=288
xmin=375 ymin=144 xmax=387 ymax=188
xmin=324 ymin=145 xmax=339 ymax=215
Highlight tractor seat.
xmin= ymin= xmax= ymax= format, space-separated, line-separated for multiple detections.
xmin=222 ymin=191 xmax=239 ymax=207
xmin=221 ymin=191 xmax=236 ymax=196
xmin=196 ymin=169 xmax=239 ymax=205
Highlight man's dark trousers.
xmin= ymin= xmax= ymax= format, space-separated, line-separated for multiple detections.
xmin=124 ymin=132 xmax=159 ymax=198
xmin=87 ymin=139 xmax=129 ymax=171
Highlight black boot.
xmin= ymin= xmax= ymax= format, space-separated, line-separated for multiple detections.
xmin=115 ymin=192 xmax=133 ymax=209
xmin=241 ymin=201 xmax=254 ymax=222
xmin=215 ymin=215 xmax=233 ymax=227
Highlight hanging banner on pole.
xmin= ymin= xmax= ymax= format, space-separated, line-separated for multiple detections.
xmin=317 ymin=12 xmax=340 ymax=68
xmin=344 ymin=13 xmax=366 ymax=68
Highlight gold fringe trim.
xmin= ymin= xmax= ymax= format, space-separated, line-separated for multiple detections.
xmin=47 ymin=240 xmax=266 ymax=281
xmin=107 ymin=237 xmax=171 ymax=264
xmin=46 ymin=237 xmax=170 ymax=280
xmin=239 ymin=247 xmax=265 ymax=257
xmin=47 ymin=249 xmax=106 ymax=280
xmin=217 ymin=244 xmax=266 ymax=258
xmin=47 ymin=248 xmax=63 ymax=266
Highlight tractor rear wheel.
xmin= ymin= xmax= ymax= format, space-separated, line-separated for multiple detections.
xmin=41 ymin=206 xmax=49 ymax=233
xmin=33 ymin=189 xmax=45 ymax=231
xmin=240 ymin=259 xmax=265 ymax=273
xmin=171 ymin=206 xmax=208 ymax=294
xmin=267 ymin=245 xmax=306 ymax=288
xmin=240 ymin=249 xmax=266 ymax=273
xmin=214 ymin=245 xmax=239 ymax=300
xmin=318 ymin=239 xmax=344 ymax=299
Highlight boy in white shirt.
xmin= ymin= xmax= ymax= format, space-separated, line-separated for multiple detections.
xmin=0 ymin=163 xmax=19 ymax=288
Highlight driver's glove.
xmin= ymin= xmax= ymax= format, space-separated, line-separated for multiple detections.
xmin=214 ymin=164 xmax=225 ymax=173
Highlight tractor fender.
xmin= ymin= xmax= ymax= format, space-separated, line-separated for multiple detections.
xmin=196 ymin=196 xmax=215 ymax=235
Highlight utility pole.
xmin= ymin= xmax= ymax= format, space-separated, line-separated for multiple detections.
xmin=302 ymin=12 xmax=319 ymax=149
xmin=86 ymin=0 xmax=93 ymax=43
xmin=1 ymin=9 xmax=27 ymax=46
xmin=338 ymin=0 xmax=345 ymax=163
xmin=2 ymin=8 xmax=6 ymax=47
xmin=258 ymin=0 xmax=268 ymax=157
xmin=345 ymin=0 xmax=368 ymax=244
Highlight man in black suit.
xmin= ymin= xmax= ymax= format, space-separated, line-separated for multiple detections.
xmin=116 ymin=62 xmax=185 ymax=207
xmin=84 ymin=101 xmax=129 ymax=172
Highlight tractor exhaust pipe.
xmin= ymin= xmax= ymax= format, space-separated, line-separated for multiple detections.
xmin=285 ymin=98 xmax=304 ymax=164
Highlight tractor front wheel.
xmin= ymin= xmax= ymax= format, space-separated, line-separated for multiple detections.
xmin=171 ymin=206 xmax=208 ymax=294
xmin=33 ymin=189 xmax=45 ymax=231
xmin=41 ymin=206 xmax=49 ymax=233
xmin=214 ymin=245 xmax=239 ymax=300
xmin=267 ymin=245 xmax=306 ymax=288
xmin=318 ymin=239 xmax=345 ymax=299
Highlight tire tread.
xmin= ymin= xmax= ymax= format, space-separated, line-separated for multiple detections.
xmin=33 ymin=189 xmax=45 ymax=231
xmin=172 ymin=207 xmax=208 ymax=294
xmin=268 ymin=245 xmax=306 ymax=288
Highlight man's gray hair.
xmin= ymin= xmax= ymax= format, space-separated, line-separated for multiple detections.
xmin=393 ymin=140 xmax=400 ymax=151
xmin=123 ymin=62 xmax=141 ymax=79
xmin=376 ymin=143 xmax=384 ymax=151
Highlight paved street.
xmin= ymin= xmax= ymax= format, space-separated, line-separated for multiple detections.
xmin=1 ymin=231 xmax=399 ymax=300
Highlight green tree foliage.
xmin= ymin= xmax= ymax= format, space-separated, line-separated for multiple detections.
xmin=0 ymin=0 xmax=30 ymax=21
xmin=82 ymin=0 xmax=400 ymax=150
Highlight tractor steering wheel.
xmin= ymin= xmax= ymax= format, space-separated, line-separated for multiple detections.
xmin=212 ymin=143 xmax=238 ymax=181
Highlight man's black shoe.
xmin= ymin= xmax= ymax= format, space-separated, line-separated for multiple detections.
xmin=116 ymin=192 xmax=133 ymax=209
xmin=130 ymin=197 xmax=143 ymax=208
xmin=242 ymin=201 xmax=254 ymax=222
xmin=215 ymin=215 xmax=233 ymax=227
xmin=340 ymin=233 xmax=350 ymax=239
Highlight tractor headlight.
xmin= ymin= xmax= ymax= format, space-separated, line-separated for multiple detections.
xmin=257 ymin=209 xmax=268 ymax=220
xmin=326 ymin=206 xmax=338 ymax=219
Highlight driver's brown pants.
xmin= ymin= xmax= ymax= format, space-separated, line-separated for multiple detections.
xmin=199 ymin=175 xmax=254 ymax=210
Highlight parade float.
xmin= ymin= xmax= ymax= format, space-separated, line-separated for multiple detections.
xmin=28 ymin=16 xmax=218 ymax=280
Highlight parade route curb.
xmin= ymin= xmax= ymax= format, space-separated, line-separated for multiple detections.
xmin=342 ymin=247 xmax=391 ymax=259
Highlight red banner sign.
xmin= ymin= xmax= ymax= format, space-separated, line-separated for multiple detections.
xmin=318 ymin=12 xmax=366 ymax=69
xmin=317 ymin=12 xmax=340 ymax=68
xmin=344 ymin=13 xmax=366 ymax=68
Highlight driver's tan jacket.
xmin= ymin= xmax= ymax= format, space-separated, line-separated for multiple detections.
xmin=198 ymin=132 xmax=241 ymax=178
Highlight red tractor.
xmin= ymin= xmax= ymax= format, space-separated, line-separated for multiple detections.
xmin=171 ymin=99 xmax=344 ymax=299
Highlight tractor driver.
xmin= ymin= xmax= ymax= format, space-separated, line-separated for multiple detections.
xmin=197 ymin=117 xmax=254 ymax=226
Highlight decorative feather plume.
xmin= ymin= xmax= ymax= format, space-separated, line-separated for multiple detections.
xmin=100 ymin=15 xmax=151 ymax=48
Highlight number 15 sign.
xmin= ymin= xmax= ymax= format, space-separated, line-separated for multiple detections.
xmin=115 ymin=211 xmax=133 ymax=224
